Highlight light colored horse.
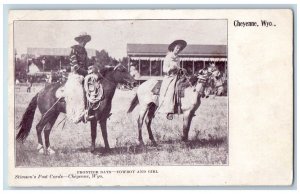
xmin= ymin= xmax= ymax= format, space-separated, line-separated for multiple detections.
xmin=127 ymin=74 xmax=210 ymax=145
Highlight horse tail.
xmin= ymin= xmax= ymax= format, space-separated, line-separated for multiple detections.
xmin=16 ymin=93 xmax=38 ymax=142
xmin=127 ymin=94 xmax=139 ymax=113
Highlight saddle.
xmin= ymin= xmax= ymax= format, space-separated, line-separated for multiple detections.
xmin=151 ymin=77 xmax=190 ymax=97
xmin=174 ymin=77 xmax=192 ymax=114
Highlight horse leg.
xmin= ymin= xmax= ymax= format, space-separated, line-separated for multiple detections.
xmin=36 ymin=118 xmax=49 ymax=154
xmin=182 ymin=110 xmax=194 ymax=142
xmin=99 ymin=119 xmax=110 ymax=151
xmin=137 ymin=105 xmax=148 ymax=146
xmin=35 ymin=114 xmax=57 ymax=154
xmin=145 ymin=103 xmax=157 ymax=146
xmin=44 ymin=113 xmax=59 ymax=155
xmin=90 ymin=119 xmax=97 ymax=153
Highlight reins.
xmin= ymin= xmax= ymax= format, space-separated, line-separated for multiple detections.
xmin=41 ymin=97 xmax=62 ymax=119
xmin=98 ymin=65 xmax=133 ymax=91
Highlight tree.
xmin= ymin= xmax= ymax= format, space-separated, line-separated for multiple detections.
xmin=96 ymin=49 xmax=120 ymax=67
xmin=110 ymin=58 xmax=118 ymax=66
xmin=120 ymin=57 xmax=129 ymax=68
xmin=96 ymin=50 xmax=111 ymax=68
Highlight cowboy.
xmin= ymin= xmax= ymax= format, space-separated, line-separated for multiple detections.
xmin=64 ymin=32 xmax=94 ymax=123
xmin=70 ymin=32 xmax=90 ymax=77
xmin=208 ymin=62 xmax=224 ymax=96
xmin=157 ymin=40 xmax=187 ymax=120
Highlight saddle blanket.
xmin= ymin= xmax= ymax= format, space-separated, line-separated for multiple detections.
xmin=151 ymin=78 xmax=191 ymax=115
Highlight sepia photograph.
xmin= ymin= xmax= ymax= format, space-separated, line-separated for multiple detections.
xmin=14 ymin=19 xmax=228 ymax=167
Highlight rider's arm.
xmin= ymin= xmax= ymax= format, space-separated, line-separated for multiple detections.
xmin=163 ymin=53 xmax=179 ymax=75
xmin=70 ymin=48 xmax=80 ymax=71
xmin=69 ymin=47 xmax=88 ymax=76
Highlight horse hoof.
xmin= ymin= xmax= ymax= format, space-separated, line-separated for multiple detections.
xmin=90 ymin=145 xmax=96 ymax=153
xmin=38 ymin=148 xmax=45 ymax=154
xmin=181 ymin=137 xmax=189 ymax=142
xmin=46 ymin=147 xmax=55 ymax=155
xmin=37 ymin=144 xmax=43 ymax=150
xmin=167 ymin=113 xmax=173 ymax=120
xmin=37 ymin=144 xmax=44 ymax=154
xmin=151 ymin=141 xmax=158 ymax=147
xmin=139 ymin=141 xmax=145 ymax=147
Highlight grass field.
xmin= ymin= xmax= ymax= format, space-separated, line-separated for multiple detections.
xmin=15 ymin=86 xmax=228 ymax=167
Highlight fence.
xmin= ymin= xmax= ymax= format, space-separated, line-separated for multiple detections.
xmin=15 ymin=83 xmax=46 ymax=93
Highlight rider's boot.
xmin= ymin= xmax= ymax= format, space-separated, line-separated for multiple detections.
xmin=83 ymin=109 xmax=95 ymax=123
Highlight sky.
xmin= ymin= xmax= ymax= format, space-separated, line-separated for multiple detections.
xmin=14 ymin=20 xmax=227 ymax=59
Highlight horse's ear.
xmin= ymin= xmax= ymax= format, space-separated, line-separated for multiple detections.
xmin=113 ymin=64 xmax=121 ymax=71
xmin=106 ymin=66 xmax=115 ymax=71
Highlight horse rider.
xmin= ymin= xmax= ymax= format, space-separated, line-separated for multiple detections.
xmin=157 ymin=39 xmax=187 ymax=120
xmin=67 ymin=32 xmax=95 ymax=123
xmin=207 ymin=62 xmax=224 ymax=96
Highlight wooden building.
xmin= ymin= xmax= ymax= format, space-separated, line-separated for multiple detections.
xmin=127 ymin=44 xmax=227 ymax=81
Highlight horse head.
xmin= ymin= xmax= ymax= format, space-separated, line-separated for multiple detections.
xmin=114 ymin=64 xmax=136 ymax=86
xmin=99 ymin=64 xmax=136 ymax=87
xmin=194 ymin=73 xmax=212 ymax=98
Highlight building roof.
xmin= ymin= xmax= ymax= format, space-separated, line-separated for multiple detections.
xmin=127 ymin=44 xmax=227 ymax=57
xmin=27 ymin=48 xmax=98 ymax=57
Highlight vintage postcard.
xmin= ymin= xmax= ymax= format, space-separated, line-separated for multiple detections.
xmin=7 ymin=9 xmax=293 ymax=187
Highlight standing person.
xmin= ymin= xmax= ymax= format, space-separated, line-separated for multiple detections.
xmin=157 ymin=40 xmax=187 ymax=120
xmin=64 ymin=32 xmax=94 ymax=124
xmin=26 ymin=78 xmax=32 ymax=93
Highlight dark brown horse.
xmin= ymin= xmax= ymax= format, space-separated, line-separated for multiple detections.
xmin=16 ymin=65 xmax=136 ymax=154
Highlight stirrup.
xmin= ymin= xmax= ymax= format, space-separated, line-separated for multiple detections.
xmin=167 ymin=113 xmax=173 ymax=120
xmin=83 ymin=110 xmax=95 ymax=123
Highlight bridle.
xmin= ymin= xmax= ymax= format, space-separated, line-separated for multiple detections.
xmin=98 ymin=64 xmax=134 ymax=90
xmin=194 ymin=73 xmax=212 ymax=96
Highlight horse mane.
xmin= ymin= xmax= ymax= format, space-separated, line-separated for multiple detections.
xmin=94 ymin=65 xmax=115 ymax=78
xmin=176 ymin=75 xmax=199 ymax=93
xmin=189 ymin=75 xmax=198 ymax=86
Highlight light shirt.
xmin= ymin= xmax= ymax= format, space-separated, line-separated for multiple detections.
xmin=163 ymin=52 xmax=180 ymax=74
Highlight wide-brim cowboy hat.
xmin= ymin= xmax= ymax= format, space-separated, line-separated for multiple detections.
xmin=75 ymin=32 xmax=91 ymax=43
xmin=168 ymin=40 xmax=187 ymax=52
